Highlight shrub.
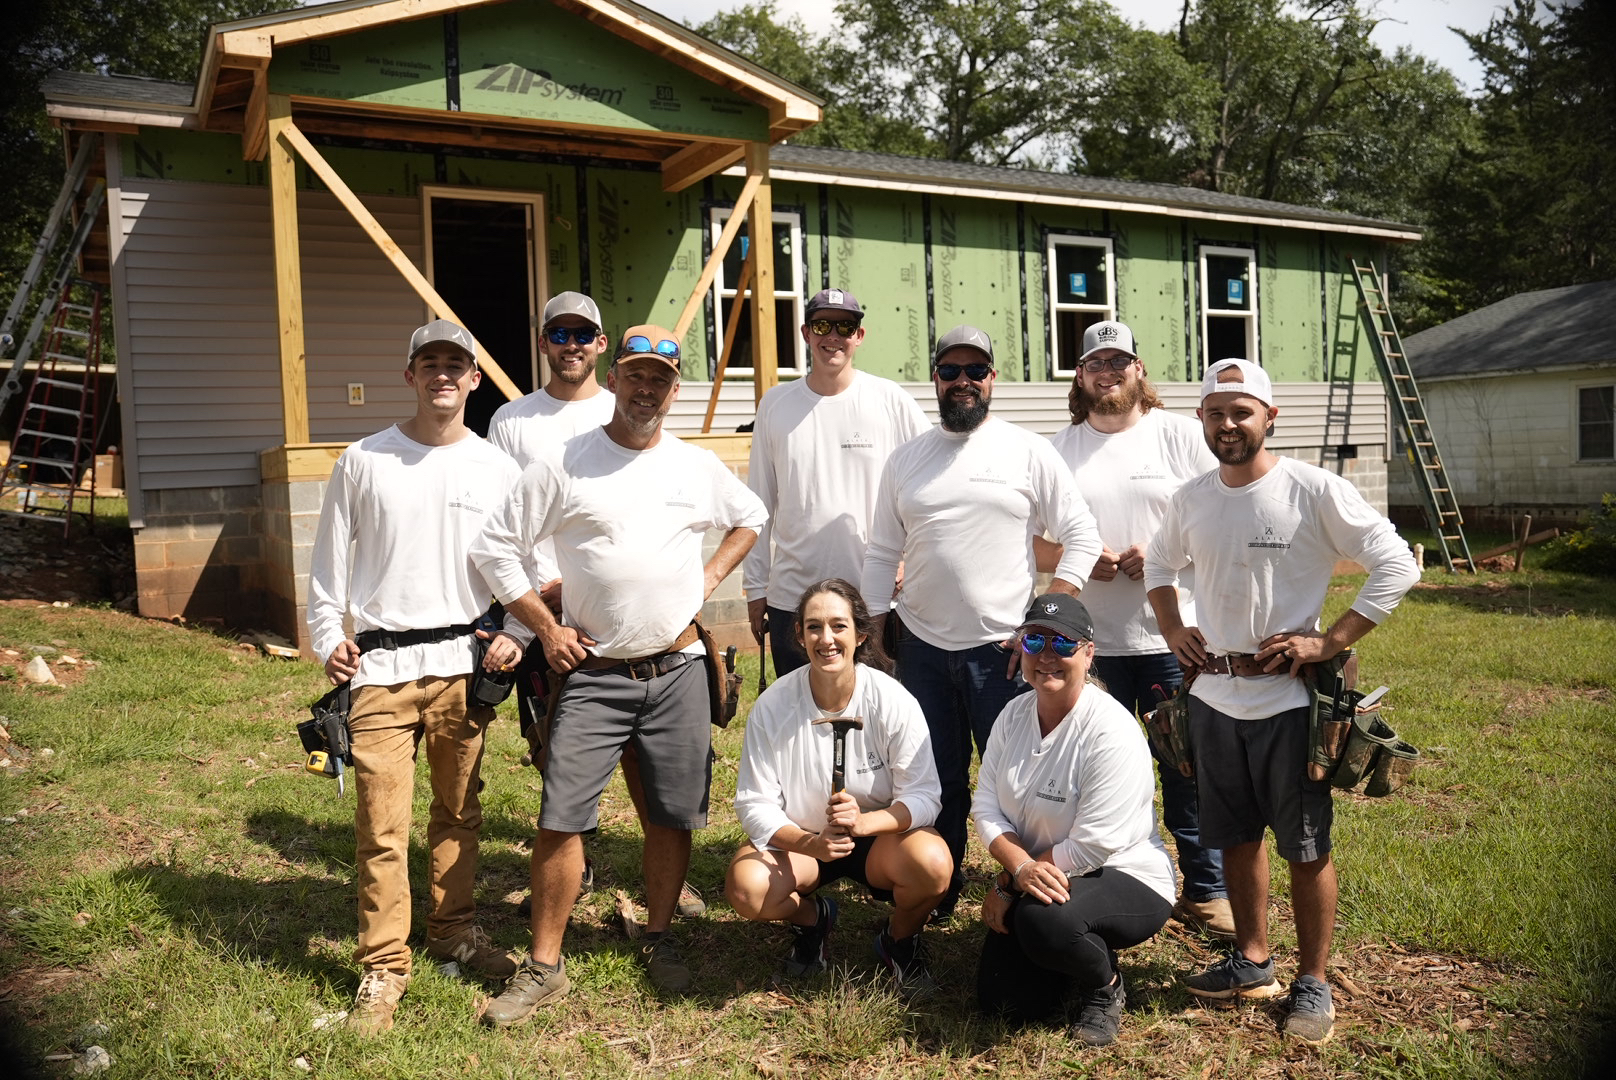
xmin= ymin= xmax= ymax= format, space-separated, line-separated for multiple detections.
xmin=1540 ymin=494 xmax=1616 ymax=575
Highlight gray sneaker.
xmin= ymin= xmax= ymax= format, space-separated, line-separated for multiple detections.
xmin=1183 ymin=949 xmax=1282 ymax=1000
xmin=1073 ymin=972 xmax=1126 ymax=1047
xmin=639 ymin=932 xmax=693 ymax=993
xmin=480 ymin=957 xmax=569 ymax=1028
xmin=1282 ymin=974 xmax=1336 ymax=1045
xmin=425 ymin=925 xmax=519 ymax=979
xmin=676 ymin=880 xmax=706 ymax=918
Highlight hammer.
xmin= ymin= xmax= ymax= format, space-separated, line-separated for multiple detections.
xmin=811 ymin=714 xmax=865 ymax=794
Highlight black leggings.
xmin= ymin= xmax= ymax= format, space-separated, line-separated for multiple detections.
xmin=976 ymin=867 xmax=1172 ymax=1023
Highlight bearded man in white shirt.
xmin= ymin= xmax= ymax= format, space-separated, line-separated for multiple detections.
xmin=862 ymin=324 xmax=1103 ymax=920
xmin=308 ymin=319 xmax=527 ymax=1035
xmin=744 ymin=287 xmax=928 ymax=676
xmin=1146 ymin=358 xmax=1419 ymax=1046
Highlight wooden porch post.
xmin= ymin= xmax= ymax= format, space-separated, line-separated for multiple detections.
xmin=267 ymin=94 xmax=310 ymax=444
xmin=744 ymin=142 xmax=777 ymax=404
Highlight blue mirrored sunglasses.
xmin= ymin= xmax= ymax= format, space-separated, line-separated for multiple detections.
xmin=617 ymin=335 xmax=681 ymax=360
xmin=1018 ymin=632 xmax=1086 ymax=657
xmin=935 ymin=361 xmax=993 ymax=382
xmin=545 ymin=325 xmax=600 ymax=345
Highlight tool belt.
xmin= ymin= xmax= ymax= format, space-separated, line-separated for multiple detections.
xmin=1143 ymin=682 xmax=1195 ymax=778
xmin=1198 ymin=653 xmax=1272 ymax=677
xmin=468 ymin=604 xmax=516 ymax=706
xmin=354 ymin=622 xmax=476 ymax=651
xmin=577 ymin=622 xmax=702 ymax=679
xmin=693 ymin=618 xmax=741 ymax=729
xmin=1301 ymin=651 xmax=1419 ymax=797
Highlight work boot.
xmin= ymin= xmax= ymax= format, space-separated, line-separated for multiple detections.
xmin=676 ymin=880 xmax=707 ymax=918
xmin=480 ymin=956 xmax=569 ymax=1028
xmin=781 ymin=895 xmax=837 ymax=978
xmin=873 ymin=923 xmax=938 ymax=1002
xmin=347 ymin=968 xmax=409 ymax=1035
xmin=1174 ymin=895 xmax=1237 ymax=939
xmin=426 ymin=925 xmax=519 ymax=980
xmin=1183 ymin=949 xmax=1282 ymax=1000
xmin=639 ymin=932 xmax=693 ymax=993
xmin=1282 ymin=974 xmax=1336 ymax=1045
xmin=1072 ymin=972 xmax=1126 ymax=1047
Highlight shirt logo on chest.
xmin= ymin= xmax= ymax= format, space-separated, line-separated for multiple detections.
xmin=969 ymin=466 xmax=1009 ymax=486
xmin=665 ymin=484 xmax=697 ymax=510
xmin=1035 ymin=776 xmax=1068 ymax=804
xmin=854 ymin=751 xmax=885 ymax=777
xmin=1247 ymin=524 xmax=1293 ymax=550
xmin=840 ymin=430 xmax=875 ymax=450
xmin=447 ymin=489 xmax=488 ymax=515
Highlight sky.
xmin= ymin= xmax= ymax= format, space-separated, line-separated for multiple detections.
xmin=650 ymin=0 xmax=1520 ymax=94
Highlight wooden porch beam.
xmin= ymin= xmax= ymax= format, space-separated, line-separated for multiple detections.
xmin=242 ymin=68 xmax=269 ymax=161
xmin=662 ymin=140 xmax=745 ymax=193
xmin=745 ymin=142 xmax=777 ymax=404
xmin=671 ymin=171 xmax=760 ymax=342
xmin=267 ymin=95 xmax=309 ymax=445
xmin=276 ymin=119 xmax=522 ymax=402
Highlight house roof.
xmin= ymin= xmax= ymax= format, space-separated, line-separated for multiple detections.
xmin=1404 ymin=280 xmax=1616 ymax=379
xmin=767 ymin=145 xmax=1419 ymax=239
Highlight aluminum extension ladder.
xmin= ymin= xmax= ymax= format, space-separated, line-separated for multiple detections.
xmin=1350 ymin=260 xmax=1473 ymax=573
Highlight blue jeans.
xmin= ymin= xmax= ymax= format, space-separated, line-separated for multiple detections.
xmin=1091 ymin=652 xmax=1227 ymax=902
xmin=765 ymin=605 xmax=808 ymax=678
xmin=896 ymin=631 xmax=1028 ymax=889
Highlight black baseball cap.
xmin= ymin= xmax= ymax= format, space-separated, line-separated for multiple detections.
xmin=1017 ymin=593 xmax=1094 ymax=642
xmin=805 ymin=288 xmax=863 ymax=319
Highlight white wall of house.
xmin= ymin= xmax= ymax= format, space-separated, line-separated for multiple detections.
xmin=1388 ymin=368 xmax=1616 ymax=511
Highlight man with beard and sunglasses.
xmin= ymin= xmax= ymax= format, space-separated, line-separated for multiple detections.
xmin=1145 ymin=359 xmax=1418 ymax=1046
xmin=743 ymin=288 xmax=928 ymax=677
xmin=472 ymin=326 xmax=766 ymax=1024
xmin=1042 ymin=321 xmax=1232 ymax=940
xmin=489 ymin=293 xmax=708 ymax=924
xmin=862 ymin=324 xmax=1102 ymax=922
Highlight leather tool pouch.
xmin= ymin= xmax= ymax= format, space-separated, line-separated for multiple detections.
xmin=1144 ymin=681 xmax=1195 ymax=778
xmin=468 ymin=605 xmax=517 ymax=707
xmin=532 ymin=668 xmax=569 ymax=773
xmin=1303 ymin=651 xmax=1358 ymax=781
xmin=694 ymin=618 xmax=740 ymax=728
xmin=298 ymin=683 xmax=352 ymax=762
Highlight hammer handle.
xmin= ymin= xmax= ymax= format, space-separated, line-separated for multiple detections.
xmin=832 ymin=728 xmax=847 ymax=794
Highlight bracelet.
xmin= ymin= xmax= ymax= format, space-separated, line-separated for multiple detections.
xmin=1011 ymin=858 xmax=1034 ymax=881
xmin=993 ymin=885 xmax=1017 ymax=903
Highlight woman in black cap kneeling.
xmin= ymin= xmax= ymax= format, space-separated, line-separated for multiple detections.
xmin=972 ymin=593 xmax=1176 ymax=1046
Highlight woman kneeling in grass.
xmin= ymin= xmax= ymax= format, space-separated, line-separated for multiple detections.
xmin=727 ymin=578 xmax=952 ymax=999
xmin=974 ymin=593 xmax=1175 ymax=1046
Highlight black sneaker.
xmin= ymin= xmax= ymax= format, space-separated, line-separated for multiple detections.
xmin=781 ymin=895 xmax=837 ymax=977
xmin=1183 ymin=948 xmax=1282 ymax=1000
xmin=873 ymin=924 xmax=938 ymax=1002
xmin=1073 ymin=972 xmax=1126 ymax=1047
xmin=1282 ymin=974 xmax=1336 ymax=1045
xmin=639 ymin=931 xmax=693 ymax=993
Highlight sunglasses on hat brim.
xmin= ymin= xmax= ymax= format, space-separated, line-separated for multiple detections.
xmin=616 ymin=336 xmax=681 ymax=360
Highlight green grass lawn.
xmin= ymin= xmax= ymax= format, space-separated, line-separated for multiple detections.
xmin=1 ymin=565 xmax=1613 ymax=1078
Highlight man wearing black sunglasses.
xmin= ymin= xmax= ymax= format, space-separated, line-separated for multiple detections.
xmin=1043 ymin=320 xmax=1232 ymax=941
xmin=743 ymin=288 xmax=928 ymax=678
xmin=862 ymin=324 xmax=1103 ymax=920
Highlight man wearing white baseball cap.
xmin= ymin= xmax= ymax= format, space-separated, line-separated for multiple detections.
xmin=1144 ymin=358 xmax=1419 ymax=1045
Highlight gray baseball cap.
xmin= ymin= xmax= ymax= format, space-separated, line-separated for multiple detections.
xmin=932 ymin=324 xmax=994 ymax=366
xmin=542 ymin=291 xmax=603 ymax=329
xmin=408 ymin=318 xmax=476 ymax=365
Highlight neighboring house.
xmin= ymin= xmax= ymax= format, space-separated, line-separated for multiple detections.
xmin=1390 ymin=280 xmax=1616 ymax=529
xmin=36 ymin=0 xmax=1414 ymax=653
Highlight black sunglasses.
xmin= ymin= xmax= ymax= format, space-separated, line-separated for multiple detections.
xmin=808 ymin=318 xmax=861 ymax=337
xmin=545 ymin=326 xmax=600 ymax=346
xmin=935 ymin=361 xmax=993 ymax=382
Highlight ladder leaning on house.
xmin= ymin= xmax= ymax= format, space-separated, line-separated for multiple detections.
xmin=1350 ymin=260 xmax=1474 ymax=573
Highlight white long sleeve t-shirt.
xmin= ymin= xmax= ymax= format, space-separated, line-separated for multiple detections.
xmin=734 ymin=664 xmax=942 ymax=850
xmin=471 ymin=427 xmax=767 ymax=659
xmin=741 ymin=372 xmax=929 ymax=608
xmin=486 ymin=389 xmax=616 ymax=583
xmin=1144 ymin=455 xmax=1420 ymax=719
xmin=972 ymin=687 xmax=1175 ymax=902
xmin=861 ymin=417 xmax=1103 ymax=651
xmin=1049 ymin=409 xmax=1217 ymax=655
xmin=307 ymin=426 xmax=520 ymax=689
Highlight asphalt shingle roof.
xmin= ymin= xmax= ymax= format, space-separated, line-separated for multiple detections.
xmin=43 ymin=70 xmax=194 ymax=109
xmin=1404 ymin=280 xmax=1616 ymax=377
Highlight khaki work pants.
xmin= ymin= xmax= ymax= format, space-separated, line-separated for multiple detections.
xmin=349 ymin=674 xmax=492 ymax=974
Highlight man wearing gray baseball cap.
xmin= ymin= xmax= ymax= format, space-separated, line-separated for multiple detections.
xmin=861 ymin=324 xmax=1103 ymax=923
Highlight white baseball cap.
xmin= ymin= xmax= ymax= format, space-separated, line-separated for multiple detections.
xmin=1079 ymin=320 xmax=1137 ymax=363
xmin=1200 ymin=358 xmax=1272 ymax=406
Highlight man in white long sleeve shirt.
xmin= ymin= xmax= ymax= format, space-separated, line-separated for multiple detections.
xmin=743 ymin=287 xmax=928 ymax=675
xmin=307 ymin=319 xmax=525 ymax=1035
xmin=472 ymin=324 xmax=765 ymax=1026
xmin=861 ymin=324 xmax=1103 ymax=917
xmin=1146 ymin=358 xmax=1420 ymax=1046
xmin=1047 ymin=320 xmax=1232 ymax=938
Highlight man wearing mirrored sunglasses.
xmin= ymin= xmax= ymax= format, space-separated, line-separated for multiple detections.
xmin=473 ymin=324 xmax=766 ymax=1025
xmin=743 ymin=288 xmax=929 ymax=678
xmin=862 ymin=324 xmax=1103 ymax=920
xmin=1041 ymin=320 xmax=1232 ymax=940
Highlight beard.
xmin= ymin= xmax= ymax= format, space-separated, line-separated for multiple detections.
xmin=1210 ymin=428 xmax=1263 ymax=465
xmin=939 ymin=386 xmax=990 ymax=432
xmin=1081 ymin=377 xmax=1144 ymax=417
xmin=616 ymin=398 xmax=669 ymax=437
xmin=547 ymin=353 xmax=594 ymax=385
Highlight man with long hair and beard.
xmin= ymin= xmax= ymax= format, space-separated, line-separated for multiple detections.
xmin=1041 ymin=321 xmax=1233 ymax=940
xmin=862 ymin=325 xmax=1102 ymax=921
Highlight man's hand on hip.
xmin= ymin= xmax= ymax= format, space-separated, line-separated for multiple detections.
xmin=540 ymin=624 xmax=595 ymax=674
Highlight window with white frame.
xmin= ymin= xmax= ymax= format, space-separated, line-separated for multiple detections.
xmin=1199 ymin=245 xmax=1258 ymax=367
xmin=1579 ymin=384 xmax=1615 ymax=461
xmin=1046 ymin=234 xmax=1116 ymax=376
xmin=710 ymin=208 xmax=804 ymax=377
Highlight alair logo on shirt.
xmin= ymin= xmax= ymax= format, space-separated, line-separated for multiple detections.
xmin=1248 ymin=524 xmax=1292 ymax=550
xmin=840 ymin=430 xmax=875 ymax=450
xmin=664 ymin=484 xmax=697 ymax=510
xmin=854 ymin=751 xmax=885 ymax=777
xmin=1129 ymin=463 xmax=1169 ymax=482
xmin=1034 ymin=776 xmax=1068 ymax=804
xmin=969 ymin=465 xmax=1009 ymax=486
xmin=447 ymin=490 xmax=488 ymax=515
